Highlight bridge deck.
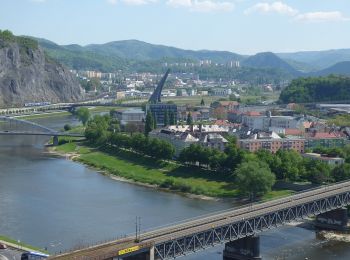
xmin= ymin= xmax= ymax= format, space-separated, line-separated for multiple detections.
xmin=0 ymin=131 xmax=84 ymax=137
xmin=49 ymin=180 xmax=350 ymax=260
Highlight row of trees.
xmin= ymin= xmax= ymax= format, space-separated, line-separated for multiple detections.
xmin=82 ymin=111 xmax=175 ymax=160
xmin=178 ymin=140 xmax=350 ymax=198
xmin=178 ymin=140 xmax=244 ymax=172
xmin=109 ymin=133 xmax=175 ymax=160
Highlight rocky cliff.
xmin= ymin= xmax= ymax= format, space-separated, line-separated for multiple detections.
xmin=0 ymin=31 xmax=84 ymax=108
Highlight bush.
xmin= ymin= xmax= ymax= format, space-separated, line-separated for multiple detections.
xmin=160 ymin=178 xmax=175 ymax=188
xmin=64 ymin=124 xmax=72 ymax=131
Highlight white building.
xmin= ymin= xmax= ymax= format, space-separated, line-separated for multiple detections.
xmin=242 ymin=113 xmax=304 ymax=131
xmin=302 ymin=153 xmax=345 ymax=166
xmin=114 ymin=108 xmax=145 ymax=126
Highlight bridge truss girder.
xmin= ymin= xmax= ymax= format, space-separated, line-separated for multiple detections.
xmin=0 ymin=116 xmax=56 ymax=134
xmin=154 ymin=191 xmax=350 ymax=259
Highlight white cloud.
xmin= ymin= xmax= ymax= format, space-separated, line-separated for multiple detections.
xmin=295 ymin=11 xmax=350 ymax=23
xmin=167 ymin=0 xmax=192 ymax=8
xmin=167 ymin=0 xmax=234 ymax=13
xmin=107 ymin=0 xmax=157 ymax=6
xmin=122 ymin=0 xmax=157 ymax=5
xmin=107 ymin=0 xmax=117 ymax=5
xmin=245 ymin=1 xmax=298 ymax=16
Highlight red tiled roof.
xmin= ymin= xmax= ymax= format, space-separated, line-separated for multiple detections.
xmin=218 ymin=101 xmax=239 ymax=106
xmin=285 ymin=128 xmax=304 ymax=136
xmin=311 ymin=132 xmax=340 ymax=139
xmin=244 ymin=111 xmax=261 ymax=116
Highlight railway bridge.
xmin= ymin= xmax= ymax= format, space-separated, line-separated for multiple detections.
xmin=0 ymin=116 xmax=84 ymax=145
xmin=49 ymin=180 xmax=350 ymax=260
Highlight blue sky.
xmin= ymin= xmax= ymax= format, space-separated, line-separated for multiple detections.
xmin=1 ymin=0 xmax=349 ymax=54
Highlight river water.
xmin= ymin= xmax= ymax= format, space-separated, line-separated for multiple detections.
xmin=1 ymin=114 xmax=350 ymax=259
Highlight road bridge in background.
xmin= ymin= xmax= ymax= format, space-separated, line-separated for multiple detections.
xmin=0 ymin=116 xmax=84 ymax=145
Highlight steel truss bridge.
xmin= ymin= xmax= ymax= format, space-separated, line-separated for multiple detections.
xmin=50 ymin=180 xmax=350 ymax=260
xmin=0 ymin=116 xmax=84 ymax=138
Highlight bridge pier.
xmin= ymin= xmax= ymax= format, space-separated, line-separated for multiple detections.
xmin=315 ymin=207 xmax=348 ymax=231
xmin=53 ymin=135 xmax=59 ymax=146
xmin=223 ymin=235 xmax=261 ymax=260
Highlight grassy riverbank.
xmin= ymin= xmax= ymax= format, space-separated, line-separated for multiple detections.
xmin=53 ymin=140 xmax=293 ymax=200
xmin=15 ymin=106 xmax=125 ymax=120
xmin=0 ymin=235 xmax=49 ymax=253
xmin=16 ymin=111 xmax=71 ymax=120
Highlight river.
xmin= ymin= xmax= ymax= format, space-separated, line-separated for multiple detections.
xmin=1 ymin=114 xmax=350 ymax=259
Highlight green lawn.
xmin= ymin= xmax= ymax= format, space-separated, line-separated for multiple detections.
xmin=78 ymin=147 xmax=238 ymax=197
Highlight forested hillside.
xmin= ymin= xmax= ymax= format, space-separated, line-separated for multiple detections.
xmin=279 ymin=75 xmax=350 ymax=103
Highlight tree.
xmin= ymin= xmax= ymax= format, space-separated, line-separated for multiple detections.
xmin=63 ymin=124 xmax=72 ymax=131
xmin=222 ymin=143 xmax=245 ymax=172
xmin=75 ymin=107 xmax=90 ymax=126
xmin=186 ymin=112 xmax=193 ymax=125
xmin=304 ymin=159 xmax=331 ymax=184
xmin=84 ymin=115 xmax=110 ymax=144
xmin=125 ymin=122 xmax=139 ymax=135
xmin=153 ymin=113 xmax=158 ymax=129
xmin=164 ymin=110 xmax=169 ymax=126
xmin=274 ymin=150 xmax=304 ymax=181
xmin=235 ymin=161 xmax=276 ymax=200
xmin=109 ymin=108 xmax=116 ymax=117
xmin=169 ymin=111 xmax=176 ymax=125
xmin=200 ymin=98 xmax=205 ymax=106
xmin=332 ymin=163 xmax=350 ymax=182
xmin=144 ymin=111 xmax=154 ymax=136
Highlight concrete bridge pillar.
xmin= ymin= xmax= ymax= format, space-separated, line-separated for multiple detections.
xmin=223 ymin=235 xmax=261 ymax=260
xmin=315 ymin=208 xmax=348 ymax=231
xmin=53 ymin=136 xmax=59 ymax=146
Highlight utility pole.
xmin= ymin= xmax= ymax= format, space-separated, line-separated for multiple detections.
xmin=135 ymin=216 xmax=141 ymax=242
xmin=135 ymin=216 xmax=138 ymax=241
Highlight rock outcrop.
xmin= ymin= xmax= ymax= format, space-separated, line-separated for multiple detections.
xmin=0 ymin=31 xmax=84 ymax=108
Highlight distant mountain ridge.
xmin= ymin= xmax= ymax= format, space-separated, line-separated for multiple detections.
xmin=241 ymin=52 xmax=301 ymax=76
xmin=32 ymin=37 xmax=350 ymax=77
xmin=311 ymin=61 xmax=350 ymax=76
xmin=83 ymin=39 xmax=245 ymax=63
xmin=277 ymin=49 xmax=350 ymax=70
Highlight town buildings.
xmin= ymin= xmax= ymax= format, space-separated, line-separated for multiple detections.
xmin=150 ymin=124 xmax=229 ymax=155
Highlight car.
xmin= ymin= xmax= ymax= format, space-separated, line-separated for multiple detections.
xmin=0 ymin=243 xmax=7 ymax=249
